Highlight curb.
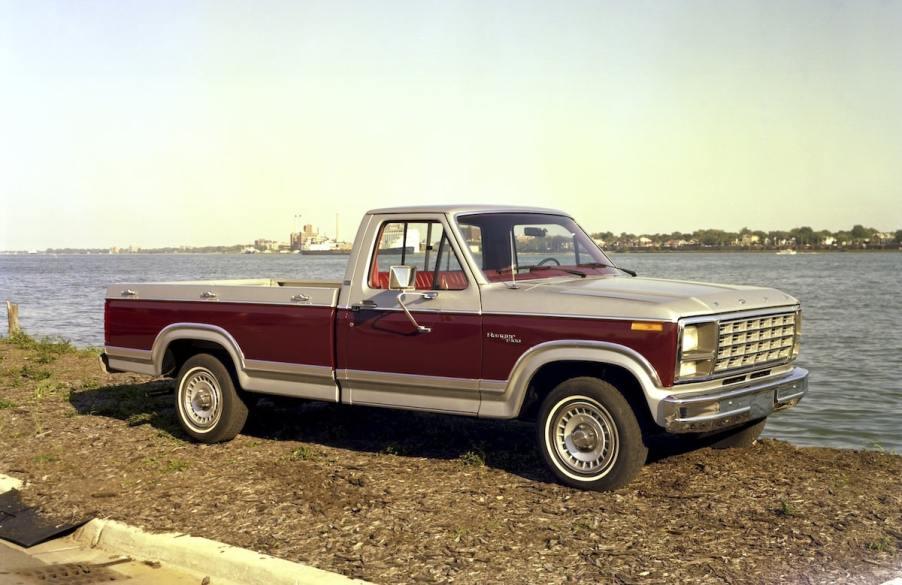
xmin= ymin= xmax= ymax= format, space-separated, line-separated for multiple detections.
xmin=74 ymin=519 xmax=371 ymax=585
xmin=0 ymin=474 xmax=23 ymax=493
xmin=1 ymin=473 xmax=370 ymax=585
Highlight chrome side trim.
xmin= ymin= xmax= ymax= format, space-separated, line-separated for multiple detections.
xmin=336 ymin=369 xmax=481 ymax=391
xmin=146 ymin=324 xmax=340 ymax=402
xmin=104 ymin=345 xmax=153 ymax=363
xmin=479 ymin=379 xmax=507 ymax=394
xmin=244 ymin=359 xmax=333 ymax=379
xmin=111 ymin=297 xmax=336 ymax=308
xmin=481 ymin=310 xmax=673 ymax=323
xmin=151 ymin=323 xmax=247 ymax=373
xmin=338 ymin=369 xmax=480 ymax=414
xmin=478 ymin=340 xmax=664 ymax=419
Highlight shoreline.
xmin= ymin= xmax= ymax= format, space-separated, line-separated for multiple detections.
xmin=2 ymin=248 xmax=901 ymax=256
xmin=1 ymin=336 xmax=900 ymax=584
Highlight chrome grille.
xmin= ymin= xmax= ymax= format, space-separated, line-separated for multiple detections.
xmin=715 ymin=311 xmax=797 ymax=373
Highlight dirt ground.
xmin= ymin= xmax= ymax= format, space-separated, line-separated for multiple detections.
xmin=1 ymin=337 xmax=900 ymax=585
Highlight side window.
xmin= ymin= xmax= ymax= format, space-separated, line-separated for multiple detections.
xmin=369 ymin=221 xmax=468 ymax=290
xmin=458 ymin=224 xmax=483 ymax=269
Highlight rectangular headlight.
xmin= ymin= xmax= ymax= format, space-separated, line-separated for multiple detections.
xmin=675 ymin=321 xmax=718 ymax=381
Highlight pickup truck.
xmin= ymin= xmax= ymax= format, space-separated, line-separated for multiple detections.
xmin=102 ymin=205 xmax=808 ymax=490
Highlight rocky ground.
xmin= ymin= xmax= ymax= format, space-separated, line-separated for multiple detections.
xmin=1 ymin=335 xmax=900 ymax=584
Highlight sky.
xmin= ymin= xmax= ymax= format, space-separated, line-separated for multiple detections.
xmin=1 ymin=0 xmax=901 ymax=249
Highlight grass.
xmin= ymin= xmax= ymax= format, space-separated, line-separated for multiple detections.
xmin=775 ymin=500 xmax=798 ymax=517
xmin=33 ymin=453 xmax=58 ymax=464
xmin=6 ymin=332 xmax=75 ymax=363
xmin=19 ymin=364 xmax=52 ymax=381
xmin=126 ymin=412 xmax=155 ymax=427
xmin=0 ymin=398 xmax=15 ymax=409
xmin=164 ymin=459 xmax=189 ymax=473
xmin=865 ymin=536 xmax=895 ymax=553
xmin=3 ymin=332 xmax=99 ymax=365
xmin=459 ymin=448 xmax=486 ymax=467
xmin=381 ymin=441 xmax=407 ymax=456
xmin=290 ymin=445 xmax=317 ymax=461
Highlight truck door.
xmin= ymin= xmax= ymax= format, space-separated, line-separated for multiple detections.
xmin=337 ymin=213 xmax=483 ymax=414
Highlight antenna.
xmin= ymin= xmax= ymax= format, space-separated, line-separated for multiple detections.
xmin=507 ymin=229 xmax=519 ymax=289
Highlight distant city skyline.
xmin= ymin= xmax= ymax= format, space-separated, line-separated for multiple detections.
xmin=2 ymin=1 xmax=901 ymax=249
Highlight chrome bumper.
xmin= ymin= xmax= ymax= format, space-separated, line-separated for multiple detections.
xmin=661 ymin=367 xmax=808 ymax=433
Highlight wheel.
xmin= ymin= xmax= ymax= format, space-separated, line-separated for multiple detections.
xmin=708 ymin=418 xmax=766 ymax=449
xmin=537 ymin=377 xmax=648 ymax=491
xmin=175 ymin=353 xmax=248 ymax=443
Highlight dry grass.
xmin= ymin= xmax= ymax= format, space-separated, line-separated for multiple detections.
xmin=1 ymin=338 xmax=900 ymax=584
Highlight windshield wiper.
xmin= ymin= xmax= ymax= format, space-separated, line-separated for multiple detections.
xmin=528 ymin=265 xmax=587 ymax=278
xmin=579 ymin=262 xmax=637 ymax=277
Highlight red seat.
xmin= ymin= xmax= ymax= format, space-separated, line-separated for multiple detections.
xmin=370 ymin=271 xmax=467 ymax=290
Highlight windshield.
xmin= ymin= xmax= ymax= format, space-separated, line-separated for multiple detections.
xmin=456 ymin=213 xmax=617 ymax=282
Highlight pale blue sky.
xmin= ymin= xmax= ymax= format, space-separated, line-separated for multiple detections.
xmin=1 ymin=0 xmax=901 ymax=248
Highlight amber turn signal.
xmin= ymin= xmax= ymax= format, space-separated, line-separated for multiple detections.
xmin=630 ymin=322 xmax=664 ymax=332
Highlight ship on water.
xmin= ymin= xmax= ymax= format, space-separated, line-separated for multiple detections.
xmin=300 ymin=240 xmax=352 ymax=255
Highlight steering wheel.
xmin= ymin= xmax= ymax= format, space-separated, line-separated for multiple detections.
xmin=536 ymin=257 xmax=561 ymax=267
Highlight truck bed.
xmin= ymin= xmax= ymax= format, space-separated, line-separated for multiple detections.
xmin=104 ymin=278 xmax=342 ymax=402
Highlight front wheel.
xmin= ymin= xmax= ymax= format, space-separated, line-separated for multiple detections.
xmin=537 ymin=377 xmax=648 ymax=491
xmin=175 ymin=353 xmax=248 ymax=443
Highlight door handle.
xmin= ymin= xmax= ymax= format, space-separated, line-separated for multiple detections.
xmin=201 ymin=290 xmax=218 ymax=300
xmin=121 ymin=289 xmax=138 ymax=297
xmin=290 ymin=293 xmax=310 ymax=303
xmin=351 ymin=299 xmax=377 ymax=312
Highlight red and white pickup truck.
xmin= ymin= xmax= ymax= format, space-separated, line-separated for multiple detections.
xmin=102 ymin=205 xmax=808 ymax=490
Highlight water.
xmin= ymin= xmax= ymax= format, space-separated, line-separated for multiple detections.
xmin=1 ymin=252 xmax=900 ymax=451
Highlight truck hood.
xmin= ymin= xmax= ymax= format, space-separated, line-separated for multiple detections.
xmin=480 ymin=275 xmax=799 ymax=321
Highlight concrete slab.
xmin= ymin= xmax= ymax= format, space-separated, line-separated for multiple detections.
xmin=0 ymin=536 xmax=228 ymax=585
xmin=1 ymin=472 xmax=369 ymax=585
xmin=75 ymin=519 xmax=370 ymax=585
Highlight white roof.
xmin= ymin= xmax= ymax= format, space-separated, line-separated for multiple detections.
xmin=365 ymin=204 xmax=569 ymax=216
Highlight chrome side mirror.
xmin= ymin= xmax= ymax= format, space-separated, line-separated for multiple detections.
xmin=388 ymin=265 xmax=416 ymax=290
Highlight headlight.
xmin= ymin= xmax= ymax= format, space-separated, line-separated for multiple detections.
xmin=675 ymin=321 xmax=718 ymax=381
xmin=681 ymin=325 xmax=700 ymax=353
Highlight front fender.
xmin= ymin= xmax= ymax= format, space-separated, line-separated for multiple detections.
xmin=477 ymin=340 xmax=665 ymax=420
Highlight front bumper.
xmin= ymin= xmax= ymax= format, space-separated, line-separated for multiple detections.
xmin=661 ymin=367 xmax=808 ymax=433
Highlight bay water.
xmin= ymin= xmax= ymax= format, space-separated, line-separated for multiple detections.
xmin=1 ymin=251 xmax=899 ymax=451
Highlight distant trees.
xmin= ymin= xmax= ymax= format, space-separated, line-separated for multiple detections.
xmin=588 ymin=224 xmax=899 ymax=250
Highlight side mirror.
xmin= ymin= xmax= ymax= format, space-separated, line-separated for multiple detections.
xmin=388 ymin=265 xmax=416 ymax=290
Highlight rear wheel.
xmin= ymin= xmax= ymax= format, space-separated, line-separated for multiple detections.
xmin=175 ymin=353 xmax=248 ymax=443
xmin=537 ymin=377 xmax=648 ymax=491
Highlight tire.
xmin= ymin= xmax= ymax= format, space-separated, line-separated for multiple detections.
xmin=537 ymin=377 xmax=648 ymax=491
xmin=708 ymin=418 xmax=766 ymax=449
xmin=175 ymin=353 xmax=248 ymax=443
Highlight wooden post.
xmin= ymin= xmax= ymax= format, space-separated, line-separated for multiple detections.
xmin=6 ymin=300 xmax=19 ymax=336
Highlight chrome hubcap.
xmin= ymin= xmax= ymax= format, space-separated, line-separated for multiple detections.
xmin=550 ymin=399 xmax=618 ymax=476
xmin=180 ymin=368 xmax=222 ymax=431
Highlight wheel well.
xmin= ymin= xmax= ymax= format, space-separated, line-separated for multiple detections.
xmin=161 ymin=339 xmax=238 ymax=379
xmin=518 ymin=360 xmax=656 ymax=433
